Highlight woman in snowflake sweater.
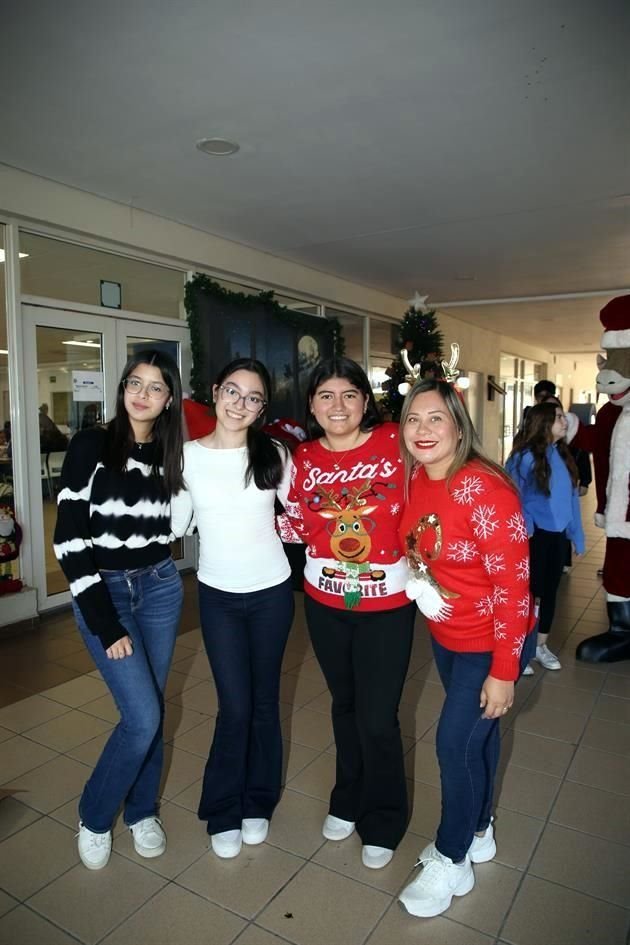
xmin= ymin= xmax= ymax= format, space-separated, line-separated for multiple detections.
xmin=396 ymin=379 xmax=533 ymax=919
xmin=282 ymin=357 xmax=415 ymax=870
xmin=506 ymin=401 xmax=585 ymax=673
xmin=53 ymin=350 xmax=185 ymax=871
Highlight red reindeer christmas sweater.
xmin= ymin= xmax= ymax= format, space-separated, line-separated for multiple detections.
xmin=281 ymin=422 xmax=409 ymax=611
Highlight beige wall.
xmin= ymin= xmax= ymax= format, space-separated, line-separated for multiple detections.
xmin=1 ymin=166 xmax=561 ymax=460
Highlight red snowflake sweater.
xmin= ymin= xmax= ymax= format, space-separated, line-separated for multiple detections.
xmin=397 ymin=461 xmax=532 ymax=681
xmin=281 ymin=423 xmax=409 ymax=611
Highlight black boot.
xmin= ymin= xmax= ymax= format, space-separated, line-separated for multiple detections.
xmin=576 ymin=600 xmax=630 ymax=663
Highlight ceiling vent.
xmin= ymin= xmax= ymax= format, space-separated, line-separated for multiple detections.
xmin=196 ymin=138 xmax=240 ymax=156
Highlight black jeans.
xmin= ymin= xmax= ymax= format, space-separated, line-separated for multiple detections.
xmin=304 ymin=596 xmax=416 ymax=850
xmin=530 ymin=528 xmax=567 ymax=638
xmin=197 ymin=577 xmax=294 ymax=834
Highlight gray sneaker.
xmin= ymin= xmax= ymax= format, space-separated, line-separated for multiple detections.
xmin=534 ymin=644 xmax=561 ymax=670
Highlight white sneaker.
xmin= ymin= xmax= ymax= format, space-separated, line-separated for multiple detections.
xmin=129 ymin=817 xmax=166 ymax=858
xmin=77 ymin=822 xmax=112 ymax=870
xmin=362 ymin=845 xmax=394 ymax=869
xmin=211 ymin=829 xmax=242 ymax=859
xmin=534 ymin=644 xmax=562 ymax=670
xmin=521 ymin=664 xmax=535 ymax=676
xmin=399 ymin=844 xmax=475 ymax=917
xmin=242 ymin=818 xmax=269 ymax=845
xmin=468 ymin=819 xmax=496 ymax=863
xmin=322 ymin=814 xmax=355 ymax=841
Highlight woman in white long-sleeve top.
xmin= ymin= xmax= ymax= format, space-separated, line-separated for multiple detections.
xmin=172 ymin=358 xmax=294 ymax=860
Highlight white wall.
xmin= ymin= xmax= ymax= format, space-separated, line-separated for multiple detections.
xmin=552 ymin=351 xmax=601 ymax=406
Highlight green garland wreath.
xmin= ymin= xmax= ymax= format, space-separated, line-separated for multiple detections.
xmin=185 ymin=273 xmax=345 ymax=402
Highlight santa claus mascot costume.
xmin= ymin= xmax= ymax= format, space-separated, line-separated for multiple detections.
xmin=566 ymin=295 xmax=630 ymax=662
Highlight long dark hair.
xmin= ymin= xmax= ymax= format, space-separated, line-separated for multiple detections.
xmin=214 ymin=358 xmax=287 ymax=490
xmin=509 ymin=401 xmax=578 ymax=494
xmin=304 ymin=357 xmax=381 ymax=440
xmin=103 ymin=349 xmax=184 ymax=495
xmin=399 ymin=378 xmax=515 ymax=495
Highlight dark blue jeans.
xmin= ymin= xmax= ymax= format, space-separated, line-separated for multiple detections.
xmin=432 ymin=638 xmax=500 ymax=864
xmin=197 ymin=577 xmax=294 ymax=834
xmin=73 ymin=558 xmax=183 ymax=833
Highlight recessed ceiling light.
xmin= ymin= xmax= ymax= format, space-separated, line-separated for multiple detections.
xmin=0 ymin=250 xmax=29 ymax=263
xmin=196 ymin=137 xmax=240 ymax=156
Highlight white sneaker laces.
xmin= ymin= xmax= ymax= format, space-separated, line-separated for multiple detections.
xmin=412 ymin=854 xmax=450 ymax=888
xmin=76 ymin=827 xmax=109 ymax=848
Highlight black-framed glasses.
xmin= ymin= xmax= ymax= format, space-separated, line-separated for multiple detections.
xmin=123 ymin=377 xmax=169 ymax=399
xmin=219 ymin=384 xmax=266 ymax=412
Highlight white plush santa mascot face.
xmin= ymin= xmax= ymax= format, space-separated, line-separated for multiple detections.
xmin=596 ymin=296 xmax=630 ymax=406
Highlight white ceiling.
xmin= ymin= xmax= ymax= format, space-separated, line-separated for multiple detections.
xmin=1 ymin=0 xmax=629 ymax=352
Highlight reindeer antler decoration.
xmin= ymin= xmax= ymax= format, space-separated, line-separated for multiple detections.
xmin=399 ymin=342 xmax=461 ymax=395
xmin=441 ymin=342 xmax=460 ymax=384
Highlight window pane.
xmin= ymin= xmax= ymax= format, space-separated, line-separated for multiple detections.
xmin=324 ymin=308 xmax=365 ymax=365
xmin=20 ymin=233 xmax=186 ymax=319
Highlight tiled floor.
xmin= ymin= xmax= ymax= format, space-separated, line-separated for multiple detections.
xmin=1 ymin=493 xmax=629 ymax=945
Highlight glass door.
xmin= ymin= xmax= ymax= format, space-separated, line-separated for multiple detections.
xmin=22 ymin=304 xmax=193 ymax=612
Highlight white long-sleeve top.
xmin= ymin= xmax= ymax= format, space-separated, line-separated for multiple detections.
xmin=171 ymin=439 xmax=292 ymax=593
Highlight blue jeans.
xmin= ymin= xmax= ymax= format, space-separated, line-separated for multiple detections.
xmin=432 ymin=638 xmax=500 ymax=863
xmin=197 ymin=577 xmax=294 ymax=834
xmin=73 ymin=558 xmax=183 ymax=833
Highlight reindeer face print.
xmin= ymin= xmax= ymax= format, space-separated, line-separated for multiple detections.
xmin=308 ymin=480 xmax=390 ymax=573
xmin=308 ymin=480 xmax=389 ymax=607
xmin=320 ymin=505 xmax=377 ymax=563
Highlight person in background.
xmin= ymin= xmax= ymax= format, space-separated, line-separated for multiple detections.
xmin=282 ymin=357 xmax=415 ymax=871
xmin=1 ymin=421 xmax=11 ymax=459
xmin=506 ymin=401 xmax=585 ymax=673
xmin=396 ymin=379 xmax=532 ymax=918
xmin=538 ymin=392 xmax=591 ymax=571
xmin=39 ymin=402 xmax=68 ymax=454
xmin=172 ymin=358 xmax=294 ymax=859
xmin=53 ymin=350 xmax=185 ymax=870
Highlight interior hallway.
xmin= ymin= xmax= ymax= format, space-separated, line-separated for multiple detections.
xmin=0 ymin=489 xmax=629 ymax=945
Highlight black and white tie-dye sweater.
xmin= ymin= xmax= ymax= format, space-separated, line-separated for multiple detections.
xmin=53 ymin=426 xmax=174 ymax=648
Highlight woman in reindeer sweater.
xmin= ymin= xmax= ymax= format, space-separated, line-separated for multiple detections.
xmin=282 ymin=357 xmax=415 ymax=871
xmin=396 ymin=378 xmax=533 ymax=919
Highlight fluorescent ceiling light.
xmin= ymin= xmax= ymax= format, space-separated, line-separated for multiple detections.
xmin=0 ymin=250 xmax=29 ymax=262
xmin=0 ymin=349 xmax=8 ymax=355
xmin=62 ymin=340 xmax=101 ymax=348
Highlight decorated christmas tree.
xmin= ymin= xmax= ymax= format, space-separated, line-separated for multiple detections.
xmin=380 ymin=296 xmax=444 ymax=420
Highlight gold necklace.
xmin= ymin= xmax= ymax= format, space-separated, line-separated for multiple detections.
xmin=322 ymin=435 xmax=363 ymax=471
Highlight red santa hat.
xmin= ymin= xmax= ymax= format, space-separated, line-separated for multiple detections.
xmin=600 ymin=295 xmax=630 ymax=349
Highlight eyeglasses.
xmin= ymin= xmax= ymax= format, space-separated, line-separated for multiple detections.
xmin=219 ymin=384 xmax=266 ymax=412
xmin=123 ymin=377 xmax=169 ymax=399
